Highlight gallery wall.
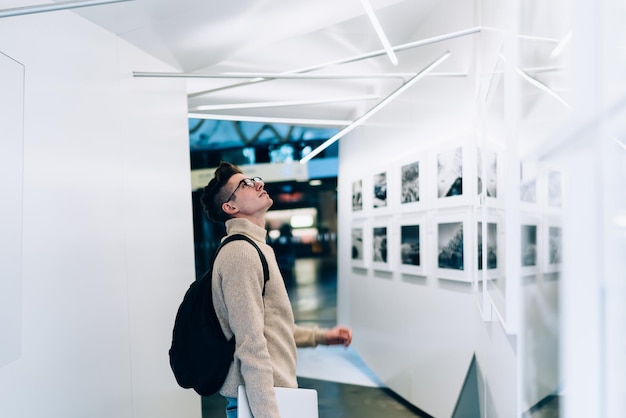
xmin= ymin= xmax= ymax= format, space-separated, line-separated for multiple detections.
xmin=0 ymin=10 xmax=199 ymax=418
xmin=336 ymin=0 xmax=563 ymax=417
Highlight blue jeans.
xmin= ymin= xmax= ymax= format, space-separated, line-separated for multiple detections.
xmin=225 ymin=396 xmax=238 ymax=418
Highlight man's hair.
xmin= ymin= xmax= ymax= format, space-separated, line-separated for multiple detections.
xmin=200 ymin=162 xmax=243 ymax=223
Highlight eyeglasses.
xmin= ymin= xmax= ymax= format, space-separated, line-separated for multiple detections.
xmin=225 ymin=177 xmax=264 ymax=203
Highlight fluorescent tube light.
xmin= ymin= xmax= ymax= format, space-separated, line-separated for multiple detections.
xmin=299 ymin=51 xmax=451 ymax=164
xmin=500 ymin=54 xmax=571 ymax=110
xmin=188 ymin=113 xmax=352 ymax=127
xmin=360 ymin=0 xmax=398 ymax=65
xmin=187 ymin=27 xmax=479 ymax=98
xmin=0 ymin=0 xmax=133 ymax=18
xmin=551 ymin=31 xmax=572 ymax=57
xmin=190 ymin=95 xmax=378 ymax=112
xmin=133 ymin=72 xmax=415 ymax=79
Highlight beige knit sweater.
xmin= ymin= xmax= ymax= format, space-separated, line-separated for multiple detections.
xmin=212 ymin=218 xmax=328 ymax=418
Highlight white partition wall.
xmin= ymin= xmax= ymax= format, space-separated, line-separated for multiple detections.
xmin=0 ymin=9 xmax=199 ymax=418
xmin=0 ymin=51 xmax=24 ymax=371
xmin=337 ymin=0 xmax=625 ymax=417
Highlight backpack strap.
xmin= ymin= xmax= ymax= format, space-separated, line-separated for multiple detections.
xmin=215 ymin=233 xmax=270 ymax=295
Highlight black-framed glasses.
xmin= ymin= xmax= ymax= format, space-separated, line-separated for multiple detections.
xmin=225 ymin=177 xmax=264 ymax=203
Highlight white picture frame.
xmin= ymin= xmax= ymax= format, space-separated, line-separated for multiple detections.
xmin=435 ymin=213 xmax=472 ymax=282
xmin=520 ymin=219 xmax=540 ymax=275
xmin=432 ymin=143 xmax=476 ymax=208
xmin=371 ymin=217 xmax=392 ymax=271
xmin=547 ymin=169 xmax=563 ymax=209
xmin=397 ymin=155 xmax=426 ymax=212
xmin=477 ymin=146 xmax=504 ymax=208
xmin=371 ymin=167 xmax=392 ymax=215
xmin=350 ymin=219 xmax=368 ymax=268
xmin=477 ymin=219 xmax=501 ymax=277
xmin=351 ymin=178 xmax=363 ymax=213
xmin=398 ymin=215 xmax=425 ymax=276
xmin=543 ymin=218 xmax=562 ymax=273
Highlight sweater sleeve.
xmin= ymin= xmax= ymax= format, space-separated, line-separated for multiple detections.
xmin=217 ymin=241 xmax=280 ymax=418
xmin=293 ymin=324 xmax=328 ymax=347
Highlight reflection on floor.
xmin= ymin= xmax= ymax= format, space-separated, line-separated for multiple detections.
xmin=201 ymin=257 xmax=429 ymax=417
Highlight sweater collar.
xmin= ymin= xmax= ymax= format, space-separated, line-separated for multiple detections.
xmin=225 ymin=218 xmax=267 ymax=243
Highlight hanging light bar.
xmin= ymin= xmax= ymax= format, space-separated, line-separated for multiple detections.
xmin=360 ymin=0 xmax=398 ymax=65
xmin=551 ymin=31 xmax=573 ymax=57
xmin=500 ymin=53 xmax=571 ymax=110
xmin=188 ymin=27 xmax=480 ymax=98
xmin=299 ymin=51 xmax=451 ymax=164
xmin=0 ymin=0 xmax=134 ymax=18
xmin=188 ymin=113 xmax=352 ymax=127
xmin=189 ymin=95 xmax=378 ymax=112
xmin=133 ymin=72 xmax=417 ymax=79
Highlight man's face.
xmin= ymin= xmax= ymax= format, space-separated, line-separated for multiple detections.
xmin=224 ymin=173 xmax=273 ymax=216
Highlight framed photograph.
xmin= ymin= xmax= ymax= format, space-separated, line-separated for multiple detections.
xmin=477 ymin=147 xmax=498 ymax=199
xmin=437 ymin=146 xmax=463 ymax=199
xmin=352 ymin=179 xmax=363 ymax=212
xmin=477 ymin=221 xmax=499 ymax=273
xmin=544 ymin=221 xmax=562 ymax=273
xmin=398 ymin=215 xmax=424 ymax=275
xmin=371 ymin=218 xmax=391 ymax=271
xmin=520 ymin=178 xmax=537 ymax=204
xmin=519 ymin=161 xmax=538 ymax=206
xmin=350 ymin=220 xmax=368 ymax=268
xmin=521 ymin=223 xmax=539 ymax=274
xmin=399 ymin=159 xmax=422 ymax=207
xmin=547 ymin=170 xmax=562 ymax=208
xmin=372 ymin=170 xmax=388 ymax=210
xmin=436 ymin=215 xmax=472 ymax=281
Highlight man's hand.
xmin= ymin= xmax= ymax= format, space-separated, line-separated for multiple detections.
xmin=325 ymin=326 xmax=353 ymax=347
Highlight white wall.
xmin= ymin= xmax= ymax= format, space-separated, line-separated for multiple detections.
xmin=338 ymin=0 xmax=626 ymax=417
xmin=337 ymin=90 xmax=517 ymax=418
xmin=335 ymin=1 xmax=541 ymax=417
xmin=0 ymin=9 xmax=199 ymax=418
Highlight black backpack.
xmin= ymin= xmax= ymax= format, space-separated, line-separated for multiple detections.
xmin=169 ymin=234 xmax=269 ymax=396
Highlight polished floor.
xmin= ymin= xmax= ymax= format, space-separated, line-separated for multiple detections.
xmin=201 ymin=256 xmax=430 ymax=418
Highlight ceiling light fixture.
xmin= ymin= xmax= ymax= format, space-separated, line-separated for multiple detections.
xmin=188 ymin=113 xmax=352 ymax=127
xmin=516 ymin=68 xmax=571 ymax=110
xmin=0 ymin=0 xmax=133 ymax=18
xmin=500 ymin=54 xmax=571 ymax=110
xmin=551 ymin=31 xmax=572 ymax=57
xmin=360 ymin=0 xmax=398 ymax=65
xmin=133 ymin=72 xmax=416 ymax=79
xmin=187 ymin=27 xmax=480 ymax=98
xmin=299 ymin=51 xmax=451 ymax=164
xmin=190 ymin=95 xmax=378 ymax=112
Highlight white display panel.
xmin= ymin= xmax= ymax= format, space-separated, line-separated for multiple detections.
xmin=0 ymin=52 xmax=24 ymax=369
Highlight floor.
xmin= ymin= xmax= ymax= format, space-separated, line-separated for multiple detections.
xmin=201 ymin=256 xmax=430 ymax=418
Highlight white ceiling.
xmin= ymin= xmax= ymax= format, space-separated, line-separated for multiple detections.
xmin=57 ymin=0 xmax=478 ymax=125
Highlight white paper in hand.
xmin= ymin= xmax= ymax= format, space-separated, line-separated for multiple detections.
xmin=237 ymin=385 xmax=318 ymax=418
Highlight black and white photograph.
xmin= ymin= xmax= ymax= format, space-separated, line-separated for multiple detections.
xmin=548 ymin=170 xmax=562 ymax=207
xmin=437 ymin=147 xmax=463 ymax=198
xmin=352 ymin=179 xmax=363 ymax=211
xmin=373 ymin=172 xmax=387 ymax=208
xmin=477 ymin=148 xmax=497 ymax=198
xmin=520 ymin=179 xmax=537 ymax=203
xmin=372 ymin=226 xmax=388 ymax=264
xmin=401 ymin=161 xmax=420 ymax=204
xmin=477 ymin=222 xmax=498 ymax=270
xmin=438 ymin=222 xmax=464 ymax=270
xmin=351 ymin=227 xmax=364 ymax=261
xmin=400 ymin=224 xmax=420 ymax=266
xmin=548 ymin=226 xmax=562 ymax=266
xmin=521 ymin=224 xmax=538 ymax=267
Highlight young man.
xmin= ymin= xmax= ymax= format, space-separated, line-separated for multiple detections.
xmin=200 ymin=162 xmax=352 ymax=418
